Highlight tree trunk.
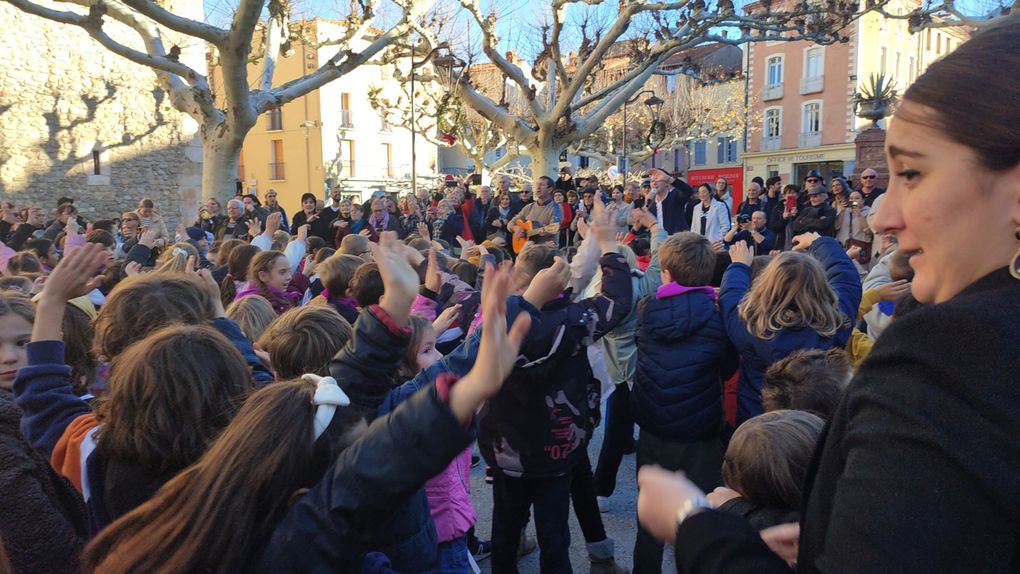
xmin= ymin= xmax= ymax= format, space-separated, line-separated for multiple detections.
xmin=201 ymin=126 xmax=244 ymax=201
xmin=528 ymin=145 xmax=564 ymax=182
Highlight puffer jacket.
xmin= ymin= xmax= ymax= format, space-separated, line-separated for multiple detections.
xmin=479 ymin=252 xmax=633 ymax=478
xmin=719 ymin=236 xmax=861 ymax=424
xmin=631 ymin=285 xmax=738 ymax=441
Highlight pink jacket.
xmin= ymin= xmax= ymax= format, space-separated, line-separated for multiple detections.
xmin=425 ymin=447 xmax=476 ymax=542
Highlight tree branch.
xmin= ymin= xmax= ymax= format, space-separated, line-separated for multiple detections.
xmin=117 ymin=0 xmax=226 ymax=44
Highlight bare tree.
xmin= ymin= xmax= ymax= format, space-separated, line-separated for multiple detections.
xmin=3 ymin=0 xmax=434 ymax=199
xmin=439 ymin=0 xmax=1008 ymax=179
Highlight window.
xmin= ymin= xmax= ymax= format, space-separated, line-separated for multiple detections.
xmin=267 ymin=107 xmax=282 ymax=131
xmin=92 ymin=149 xmax=101 ymax=175
xmin=801 ymin=47 xmax=824 ymax=94
xmin=767 ymin=164 xmax=779 ymax=178
xmin=693 ymin=140 xmax=707 ymax=165
xmin=340 ymin=139 xmax=355 ymax=177
xmin=926 ymin=29 xmax=932 ymax=50
xmin=765 ymin=55 xmax=784 ymax=100
xmin=936 ymin=33 xmax=942 ymax=54
xmin=763 ymin=107 xmax=782 ymax=150
xmin=579 ymin=156 xmax=590 ymax=168
xmin=880 ymin=47 xmax=887 ymax=75
xmin=717 ymin=137 xmax=738 ymax=163
xmin=728 ymin=138 xmax=739 ymax=162
xmin=340 ymin=93 xmax=353 ymax=128
xmin=895 ymin=52 xmax=901 ymax=80
xmin=801 ymin=101 xmax=822 ymax=147
xmin=909 ymin=56 xmax=916 ymax=83
xmin=946 ymin=38 xmax=951 ymax=52
xmin=269 ymin=140 xmax=284 ymax=180
xmin=666 ymin=75 xmax=677 ymax=93
xmin=382 ymin=143 xmax=393 ymax=177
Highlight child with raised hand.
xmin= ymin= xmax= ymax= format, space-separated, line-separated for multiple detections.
xmin=14 ymin=245 xmax=259 ymax=531
xmin=235 ymin=250 xmax=304 ymax=314
xmin=721 ymin=233 xmax=861 ymax=424
xmin=83 ymin=251 xmax=531 ymax=574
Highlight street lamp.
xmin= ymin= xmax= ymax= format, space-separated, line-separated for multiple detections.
xmin=409 ymin=42 xmax=450 ymax=196
xmin=620 ymin=90 xmax=663 ymax=175
xmin=644 ymin=94 xmax=666 ymax=168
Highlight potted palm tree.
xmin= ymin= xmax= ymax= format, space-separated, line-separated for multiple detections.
xmin=854 ymin=74 xmax=898 ymax=125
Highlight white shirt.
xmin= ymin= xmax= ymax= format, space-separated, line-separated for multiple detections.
xmin=654 ymin=190 xmax=670 ymax=228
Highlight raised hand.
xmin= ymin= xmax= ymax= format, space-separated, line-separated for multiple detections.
xmin=265 ymin=212 xmax=282 ymax=235
xmin=245 ymin=218 xmax=262 ymax=238
xmin=195 ymin=267 xmax=226 ymax=317
xmin=729 ymin=240 xmax=753 ymax=266
xmin=523 ymin=255 xmax=570 ymax=309
xmin=587 ymin=206 xmax=617 ymax=255
xmin=417 ymin=221 xmax=431 ymax=241
xmin=424 ymin=248 xmax=442 ymax=293
xmin=33 ymin=243 xmax=108 ymax=342
xmin=791 ymin=232 xmax=821 ymax=252
xmin=432 ymin=303 xmax=461 ymax=334
xmin=875 ymin=279 xmax=911 ymax=302
xmin=631 ymin=207 xmax=657 ymax=230
xmin=371 ymin=231 xmax=420 ymax=327
xmin=138 ymin=226 xmax=159 ymax=248
xmin=448 ymin=261 xmax=531 ymax=423
xmin=297 ymin=224 xmax=310 ymax=242
xmin=124 ymin=261 xmax=142 ymax=276
xmin=65 ymin=216 xmax=80 ymax=236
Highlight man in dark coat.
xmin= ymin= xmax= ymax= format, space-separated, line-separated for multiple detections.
xmin=646 ymin=168 xmax=695 ymax=234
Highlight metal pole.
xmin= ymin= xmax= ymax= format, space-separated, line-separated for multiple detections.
xmin=411 ymin=63 xmax=417 ymax=197
xmin=622 ymin=104 xmax=627 ymax=175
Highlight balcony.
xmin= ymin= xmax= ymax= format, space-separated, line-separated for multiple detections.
xmin=340 ymin=109 xmax=354 ymax=128
xmin=762 ymin=136 xmax=782 ymax=151
xmin=800 ymin=75 xmax=824 ymax=94
xmin=763 ymin=83 xmax=783 ymax=101
xmin=268 ymin=162 xmax=285 ymax=180
xmin=799 ymin=132 xmax=822 ymax=148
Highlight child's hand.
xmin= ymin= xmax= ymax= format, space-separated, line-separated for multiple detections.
xmin=588 ymin=209 xmax=617 ymax=255
xmin=194 ymin=267 xmax=226 ymax=317
xmin=432 ymin=303 xmax=461 ymax=334
xmin=791 ymin=232 xmax=820 ymax=252
xmin=264 ymin=212 xmax=282 ymax=235
xmin=297 ymin=224 xmax=310 ymax=242
xmin=40 ymin=242 xmax=106 ymax=304
xmin=65 ymin=217 xmax=80 ymax=236
xmin=372 ymin=231 xmax=419 ymax=327
xmin=875 ymin=279 xmax=911 ymax=302
xmin=523 ymin=255 xmax=569 ymax=309
xmin=245 ymin=218 xmax=262 ymax=238
xmin=449 ymin=262 xmax=530 ymax=423
xmin=637 ymin=466 xmax=707 ymax=545
xmin=729 ymin=240 xmax=753 ymax=266
xmin=124 ymin=261 xmax=142 ymax=276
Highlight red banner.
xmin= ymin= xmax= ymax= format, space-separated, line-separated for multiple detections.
xmin=687 ymin=167 xmax=744 ymax=214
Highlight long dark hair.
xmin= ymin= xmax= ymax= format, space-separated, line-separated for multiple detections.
xmin=899 ymin=16 xmax=1020 ymax=172
xmin=84 ymin=378 xmax=363 ymax=574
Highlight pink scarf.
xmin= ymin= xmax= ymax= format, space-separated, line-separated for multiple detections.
xmin=655 ymin=282 xmax=718 ymax=301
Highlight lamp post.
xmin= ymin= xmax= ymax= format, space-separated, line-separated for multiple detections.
xmin=409 ymin=43 xmax=449 ymax=197
xmin=621 ymin=90 xmax=663 ymax=175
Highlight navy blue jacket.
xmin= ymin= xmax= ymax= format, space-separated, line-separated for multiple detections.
xmin=720 ymin=237 xmax=861 ymax=424
xmin=632 ymin=289 xmax=738 ymax=441
xmin=647 ymin=179 xmax=695 ymax=234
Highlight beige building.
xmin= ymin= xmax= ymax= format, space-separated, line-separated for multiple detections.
xmin=216 ymin=19 xmax=438 ymax=217
xmin=742 ymin=0 xmax=968 ymax=186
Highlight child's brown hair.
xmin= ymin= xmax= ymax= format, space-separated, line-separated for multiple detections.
xmin=762 ymin=348 xmax=851 ymax=420
xmin=257 ymin=305 xmax=353 ymax=379
xmin=350 ymin=263 xmax=384 ymax=307
xmin=219 ymin=244 xmax=258 ymax=305
xmin=318 ymin=254 xmax=363 ymax=298
xmin=94 ymin=324 xmax=252 ymax=477
xmin=659 ymin=232 xmax=715 ymax=285
xmin=722 ymin=409 xmax=824 ymax=510
xmin=399 ymin=316 xmax=434 ymax=378
xmin=94 ymin=273 xmax=217 ymax=358
xmin=247 ymin=250 xmax=286 ymax=290
xmin=6 ymin=251 xmax=42 ymax=275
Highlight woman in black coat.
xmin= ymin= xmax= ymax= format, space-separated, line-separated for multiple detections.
xmin=636 ymin=19 xmax=1020 ymax=573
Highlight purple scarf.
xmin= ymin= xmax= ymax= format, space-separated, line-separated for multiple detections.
xmin=236 ymin=282 xmax=300 ymax=314
xmin=322 ymin=289 xmax=359 ymax=310
xmin=368 ymin=210 xmax=390 ymax=231
xmin=655 ymin=282 xmax=718 ymax=302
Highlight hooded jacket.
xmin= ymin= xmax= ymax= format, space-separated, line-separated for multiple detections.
xmin=632 ymin=284 xmax=738 ymax=441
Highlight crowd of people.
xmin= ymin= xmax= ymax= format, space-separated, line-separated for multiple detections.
xmin=0 ymin=16 xmax=1017 ymax=574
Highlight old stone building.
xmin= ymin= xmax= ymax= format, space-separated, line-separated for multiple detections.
xmin=0 ymin=1 xmax=204 ymax=227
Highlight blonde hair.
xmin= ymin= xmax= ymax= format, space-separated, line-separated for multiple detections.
xmin=225 ymin=295 xmax=277 ymax=342
xmin=156 ymin=243 xmax=198 ymax=274
xmin=737 ymin=252 xmax=846 ymax=340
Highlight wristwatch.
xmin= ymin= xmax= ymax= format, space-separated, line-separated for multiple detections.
xmin=676 ymin=494 xmax=712 ymax=528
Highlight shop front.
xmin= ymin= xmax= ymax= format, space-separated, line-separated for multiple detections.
xmin=742 ymin=143 xmax=855 ymax=191
xmin=687 ymin=166 xmax=744 ymax=213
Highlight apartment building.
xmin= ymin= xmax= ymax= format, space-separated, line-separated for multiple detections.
xmin=212 ymin=19 xmax=438 ymax=216
xmin=742 ymin=0 xmax=968 ymax=187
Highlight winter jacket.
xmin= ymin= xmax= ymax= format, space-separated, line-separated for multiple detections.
xmin=254 ymin=375 xmax=477 ymax=574
xmin=792 ymin=203 xmax=838 ymax=237
xmin=0 ymin=391 xmax=88 ymax=574
xmin=479 ymin=252 xmax=633 ymax=478
xmin=689 ymin=199 xmax=733 ymax=243
xmin=632 ymin=282 xmax=738 ymax=441
xmin=14 ymin=320 xmax=268 ymax=532
xmin=719 ymin=237 xmax=861 ymax=424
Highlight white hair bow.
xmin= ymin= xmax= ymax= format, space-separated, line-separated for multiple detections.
xmin=302 ymin=374 xmax=351 ymax=440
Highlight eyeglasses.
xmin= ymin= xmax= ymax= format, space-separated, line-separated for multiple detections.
xmin=806 ymin=178 xmax=821 ymax=183
xmin=861 ymin=175 xmax=876 ymax=179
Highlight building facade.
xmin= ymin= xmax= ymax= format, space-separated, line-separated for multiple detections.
xmin=0 ymin=2 xmax=205 ymax=227
xmin=742 ymin=0 xmax=968 ymax=188
xmin=222 ymin=19 xmax=438 ymax=217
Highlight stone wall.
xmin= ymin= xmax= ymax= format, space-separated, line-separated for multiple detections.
xmin=0 ymin=2 xmax=204 ymax=228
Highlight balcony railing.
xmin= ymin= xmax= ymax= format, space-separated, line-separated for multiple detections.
xmin=763 ymin=83 xmax=783 ymax=101
xmin=800 ymin=75 xmax=824 ymax=94
xmin=268 ymin=162 xmax=285 ymax=180
xmin=340 ymin=109 xmax=354 ymax=128
xmin=762 ymin=136 xmax=782 ymax=151
xmin=799 ymin=132 xmax=822 ymax=148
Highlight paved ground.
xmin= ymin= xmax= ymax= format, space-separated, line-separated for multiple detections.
xmin=469 ymin=412 xmax=677 ymax=574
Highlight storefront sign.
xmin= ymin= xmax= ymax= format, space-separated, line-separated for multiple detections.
xmin=688 ymin=167 xmax=744 ymax=213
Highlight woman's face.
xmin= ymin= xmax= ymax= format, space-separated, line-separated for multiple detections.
xmin=612 ymin=189 xmax=623 ymax=202
xmin=260 ymin=257 xmax=292 ymax=291
xmin=340 ymin=200 xmax=352 ymax=216
xmin=698 ymin=187 xmax=713 ymax=203
xmin=849 ymin=191 xmax=864 ymax=205
xmin=872 ymin=101 xmax=1020 ymax=304
xmin=415 ymin=329 xmax=442 ymax=371
xmin=350 ymin=207 xmax=363 ymax=220
xmin=302 ymin=198 xmax=316 ymax=213
xmin=0 ymin=313 xmax=31 ymax=390
xmin=567 ymin=191 xmax=578 ymax=204
xmin=553 ymin=192 xmax=564 ymax=203
xmin=499 ymin=194 xmax=511 ymax=208
xmin=831 ymin=179 xmax=843 ymax=194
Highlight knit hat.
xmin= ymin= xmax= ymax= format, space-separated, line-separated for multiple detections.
xmin=185 ymin=227 xmax=205 ymax=242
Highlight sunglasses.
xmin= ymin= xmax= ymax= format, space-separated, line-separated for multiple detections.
xmin=861 ymin=175 xmax=876 ymax=179
xmin=806 ymin=178 xmax=821 ymax=183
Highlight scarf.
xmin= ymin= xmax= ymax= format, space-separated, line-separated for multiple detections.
xmin=236 ymin=282 xmax=300 ymax=315
xmin=322 ymin=289 xmax=359 ymax=310
xmin=655 ymin=282 xmax=718 ymax=302
xmin=350 ymin=218 xmax=365 ymax=234
xmin=368 ymin=210 xmax=390 ymax=232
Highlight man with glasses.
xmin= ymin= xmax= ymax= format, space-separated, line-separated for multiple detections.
xmin=859 ymin=167 xmax=885 ymax=207
xmin=646 ymin=168 xmax=695 ymax=234
xmin=803 ymin=170 xmax=826 ymax=197
xmin=116 ymin=212 xmax=141 ymax=258
xmin=264 ymin=189 xmax=290 ymax=233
